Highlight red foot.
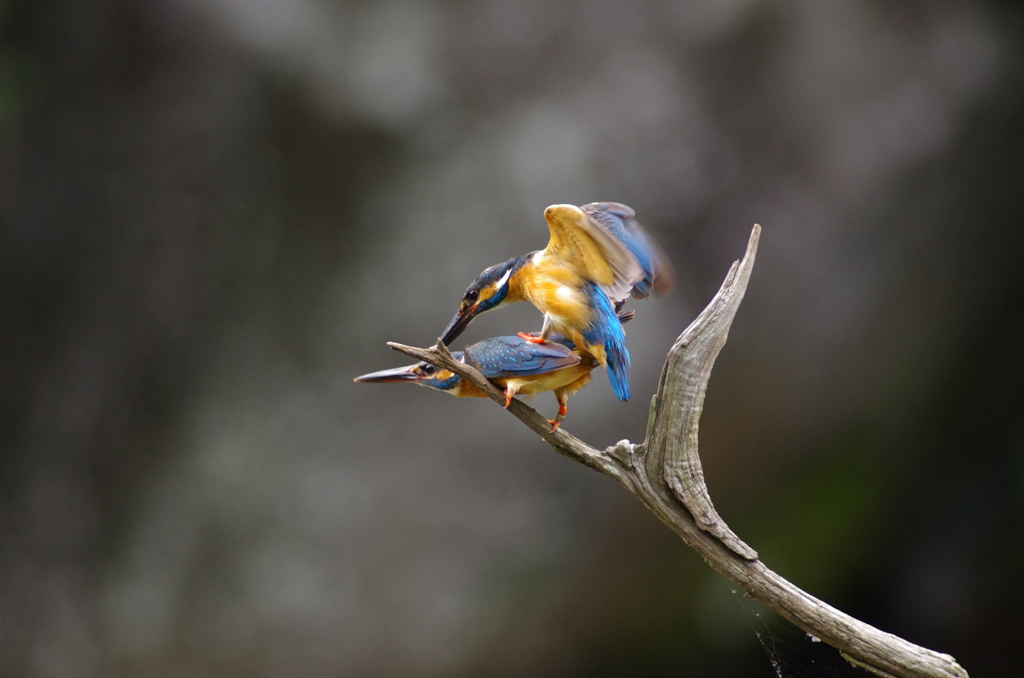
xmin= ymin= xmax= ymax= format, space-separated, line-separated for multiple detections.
xmin=503 ymin=391 xmax=513 ymax=408
xmin=517 ymin=331 xmax=546 ymax=344
xmin=547 ymin=404 xmax=568 ymax=432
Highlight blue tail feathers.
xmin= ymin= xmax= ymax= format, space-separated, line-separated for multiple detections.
xmin=605 ymin=337 xmax=631 ymax=401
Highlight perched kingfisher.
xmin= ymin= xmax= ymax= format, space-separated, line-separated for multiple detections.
xmin=439 ymin=202 xmax=671 ymax=402
xmin=356 ymin=312 xmax=635 ymax=430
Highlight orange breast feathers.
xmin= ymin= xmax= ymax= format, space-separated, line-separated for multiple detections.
xmin=509 ymin=258 xmax=593 ymax=333
xmin=493 ymin=363 xmax=594 ymax=398
xmin=450 ymin=378 xmax=487 ymax=399
xmin=449 ymin=363 xmax=594 ymax=400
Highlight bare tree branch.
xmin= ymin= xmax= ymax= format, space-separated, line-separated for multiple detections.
xmin=388 ymin=225 xmax=969 ymax=678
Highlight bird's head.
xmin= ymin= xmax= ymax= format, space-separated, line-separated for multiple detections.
xmin=440 ymin=254 xmax=529 ymax=345
xmin=353 ymin=357 xmax=463 ymax=393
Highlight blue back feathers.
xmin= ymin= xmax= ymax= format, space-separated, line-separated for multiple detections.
xmin=464 ymin=335 xmax=579 ymax=379
xmin=580 ymin=282 xmax=631 ymax=401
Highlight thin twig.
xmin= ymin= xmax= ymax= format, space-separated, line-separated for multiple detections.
xmin=387 ymin=225 xmax=968 ymax=678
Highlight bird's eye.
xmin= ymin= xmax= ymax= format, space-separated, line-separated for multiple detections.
xmin=422 ymin=364 xmax=436 ymax=376
xmin=466 ymin=290 xmax=479 ymax=302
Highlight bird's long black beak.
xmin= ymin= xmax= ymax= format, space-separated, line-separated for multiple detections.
xmin=439 ymin=303 xmax=479 ymax=346
xmin=353 ymin=365 xmax=419 ymax=383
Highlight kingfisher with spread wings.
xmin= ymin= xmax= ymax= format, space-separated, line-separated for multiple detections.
xmin=438 ymin=202 xmax=671 ymax=401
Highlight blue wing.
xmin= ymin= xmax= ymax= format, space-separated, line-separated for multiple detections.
xmin=464 ymin=335 xmax=581 ymax=379
xmin=581 ymin=202 xmax=673 ymax=300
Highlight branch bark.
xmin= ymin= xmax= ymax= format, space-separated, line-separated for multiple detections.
xmin=389 ymin=224 xmax=969 ymax=678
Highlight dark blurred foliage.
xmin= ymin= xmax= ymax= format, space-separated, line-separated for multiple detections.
xmin=1 ymin=0 xmax=1023 ymax=676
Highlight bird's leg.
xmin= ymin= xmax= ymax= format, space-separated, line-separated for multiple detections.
xmin=547 ymin=390 xmax=569 ymax=431
xmin=503 ymin=383 xmax=520 ymax=409
xmin=518 ymin=313 xmax=554 ymax=344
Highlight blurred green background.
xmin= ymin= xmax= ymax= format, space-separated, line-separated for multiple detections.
xmin=2 ymin=1 xmax=1022 ymax=676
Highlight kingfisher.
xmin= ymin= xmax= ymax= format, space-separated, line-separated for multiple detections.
xmin=439 ymin=202 xmax=671 ymax=402
xmin=356 ymin=312 xmax=635 ymax=430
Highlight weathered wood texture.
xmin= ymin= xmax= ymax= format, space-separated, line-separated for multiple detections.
xmin=389 ymin=225 xmax=968 ymax=678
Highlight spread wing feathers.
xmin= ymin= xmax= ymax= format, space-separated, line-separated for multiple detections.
xmin=580 ymin=202 xmax=674 ymax=299
xmin=543 ymin=204 xmax=645 ymax=302
xmin=464 ymin=336 xmax=581 ymax=379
